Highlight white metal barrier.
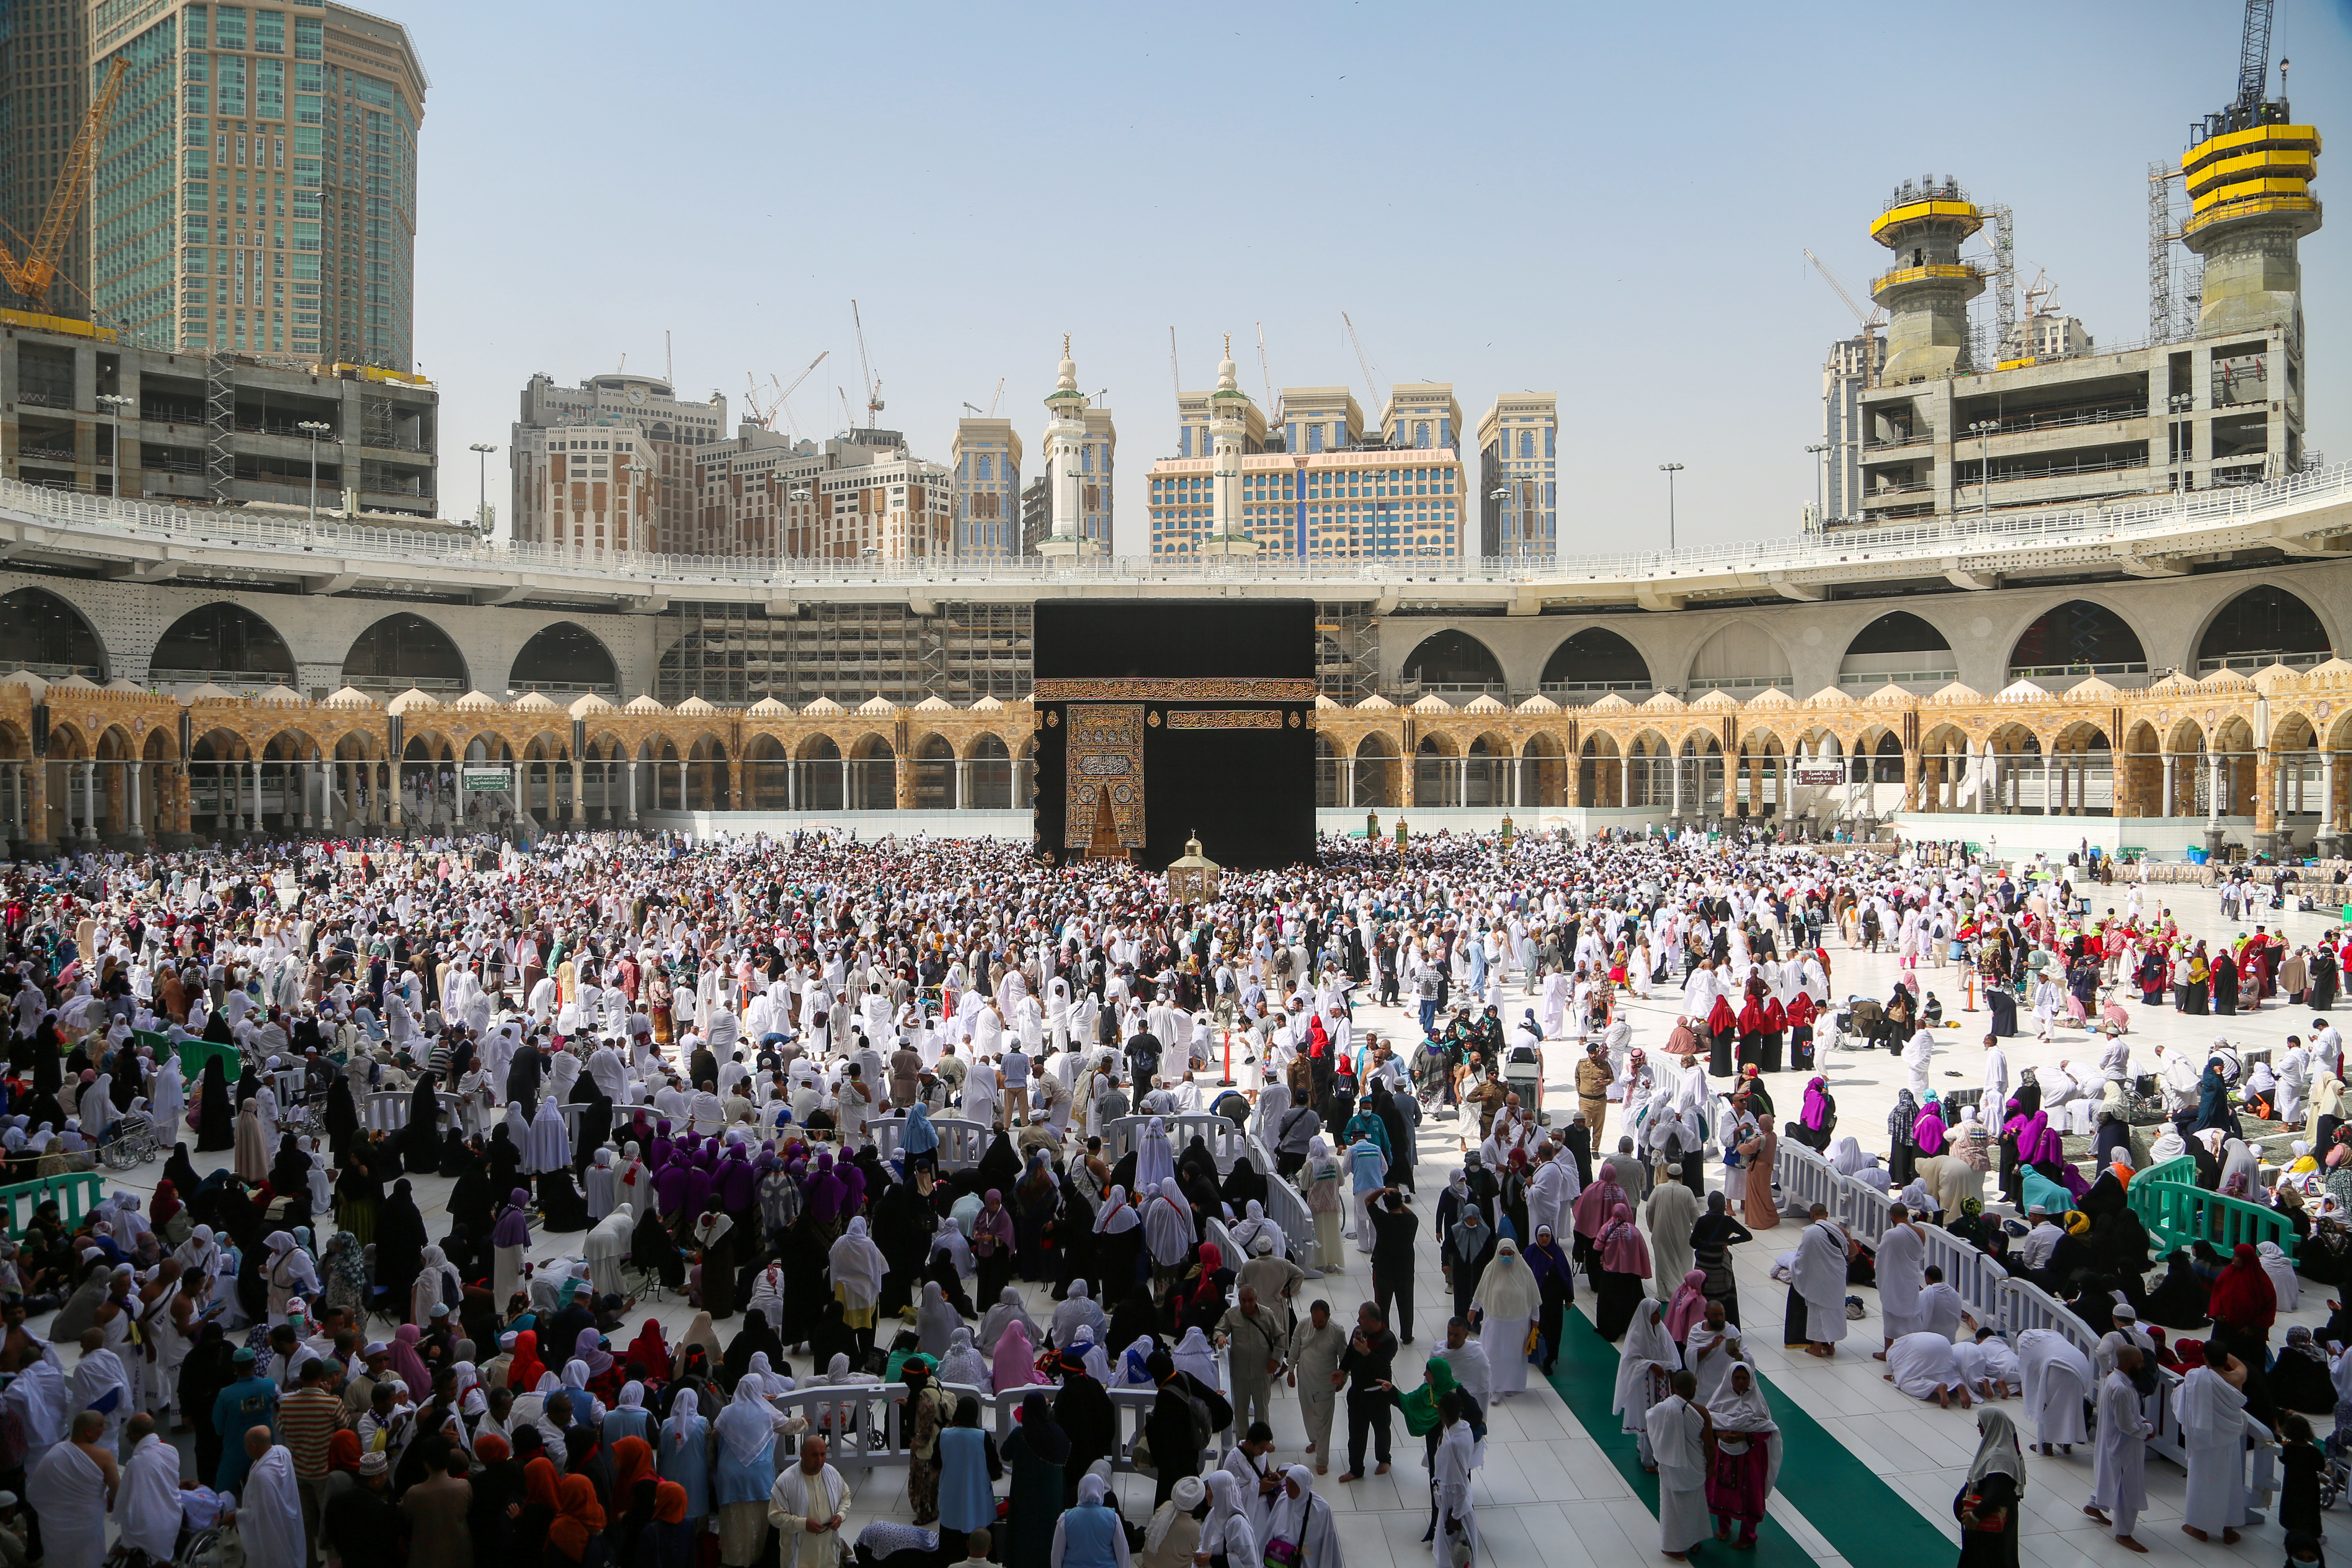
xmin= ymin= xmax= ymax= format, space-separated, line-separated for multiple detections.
xmin=1258 ymin=1157 xmax=1322 ymax=1275
xmin=1917 ymin=1221 xmax=2003 ymax=1318
xmin=1103 ymin=1115 xmax=1252 ymax=1174
xmin=870 ymin=1116 xmax=995 ymax=1171
xmin=1992 ymin=1277 xmax=2103 ymax=1364
xmin=363 ymin=1089 xmax=469 ymax=1134
xmin=766 ymin=1378 xmax=1224 ymax=1479
xmin=1773 ymin=1142 xmax=1842 ymax=1218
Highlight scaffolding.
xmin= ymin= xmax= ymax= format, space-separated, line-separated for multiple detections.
xmin=203 ymin=352 xmax=235 ymax=501
xmin=2148 ymin=165 xmax=2205 ymax=345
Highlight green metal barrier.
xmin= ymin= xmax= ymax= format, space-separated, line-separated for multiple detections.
xmin=135 ymin=1029 xmax=241 ymax=1086
xmin=0 ymin=1169 xmax=108 ymax=1239
xmin=2128 ymin=1160 xmax=2299 ymax=1261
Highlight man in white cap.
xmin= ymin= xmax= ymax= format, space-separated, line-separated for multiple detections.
xmin=2096 ymin=1305 xmax=2157 ymax=1384
xmin=2015 ymin=1207 xmax=2062 ymax=1275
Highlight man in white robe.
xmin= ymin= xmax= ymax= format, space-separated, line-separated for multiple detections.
xmin=28 ymin=1412 xmax=115 ymax=1568
xmin=1642 ymin=1372 xmax=1712 ymax=1561
xmin=2178 ymin=1354 xmax=2254 ymax=1543
xmin=1789 ymin=1208 xmax=1851 ymax=1354
xmin=766 ymin=1434 xmax=852 ymax=1568
xmin=65 ymin=1329 xmax=130 ymax=1452
xmin=2085 ymin=1350 xmax=2149 ymax=1550
xmin=240 ymin=1428 xmax=307 ymax=1568
xmin=2015 ymin=1328 xmax=2093 ymax=1454
xmin=1872 ymin=1207 xmax=1927 ymax=1355
xmin=1904 ymin=1263 xmax=1961 ymax=1339
xmin=116 ymin=1415 xmax=185 ymax=1562
xmin=1882 ymin=1331 xmax=1967 ymax=1406
xmin=1900 ymin=1027 xmax=1934 ymax=1098
xmin=2095 ymin=1305 xmax=2157 ymax=1383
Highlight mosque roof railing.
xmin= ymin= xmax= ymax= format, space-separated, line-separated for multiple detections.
xmin=2 ymin=462 xmax=2349 ymax=608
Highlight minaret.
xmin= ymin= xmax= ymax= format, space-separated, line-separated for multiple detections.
xmin=1038 ymin=336 xmax=1098 ymax=559
xmin=1867 ymin=176 xmax=1986 ymax=383
xmin=1198 ymin=336 xmax=1258 ymax=558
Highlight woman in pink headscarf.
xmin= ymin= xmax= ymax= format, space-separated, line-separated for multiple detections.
xmin=1912 ymin=1099 xmax=1948 ymax=1157
xmin=1571 ymin=1169 xmax=1627 ymax=1265
xmin=1662 ymin=1269 xmax=1708 ymax=1346
xmin=1592 ymin=1202 xmax=1653 ymax=1342
xmin=388 ymin=1322 xmax=432 ymax=1397
xmin=991 ymin=1319 xmax=1043 ymax=1393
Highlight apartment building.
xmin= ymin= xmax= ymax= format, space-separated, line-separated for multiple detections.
xmin=509 ymin=371 xmax=725 ymax=555
xmin=89 ymin=0 xmax=427 ymax=368
xmin=1150 ymin=445 xmax=1463 ymax=559
xmin=1476 ymin=391 xmax=1557 ymax=557
xmin=951 ymin=416 xmax=1021 ymax=558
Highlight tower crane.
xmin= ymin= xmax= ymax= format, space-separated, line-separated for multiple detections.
xmin=1256 ymin=322 xmax=1275 ymax=410
xmin=1802 ymin=247 xmax=1886 ymax=334
xmin=0 ymin=58 xmax=125 ymax=314
xmin=987 ymin=377 xmax=1006 ymax=416
xmin=1168 ymin=327 xmax=1182 ymax=400
xmin=772 ymin=350 xmax=826 ymax=437
xmin=1341 ymin=311 xmax=1381 ymax=416
xmin=849 ymin=300 xmax=883 ymax=428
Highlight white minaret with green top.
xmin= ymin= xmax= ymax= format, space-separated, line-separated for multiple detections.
xmin=1198 ymin=336 xmax=1258 ymax=558
xmin=1039 ymin=337 xmax=1098 ymax=559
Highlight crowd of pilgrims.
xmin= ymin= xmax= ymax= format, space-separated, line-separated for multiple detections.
xmin=2 ymin=825 xmax=2350 ymax=1566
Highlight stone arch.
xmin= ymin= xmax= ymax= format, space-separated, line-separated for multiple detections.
xmin=796 ymin=734 xmax=844 ymax=811
xmin=1413 ymin=731 xmax=1460 ymax=807
xmin=508 ymin=621 xmax=620 ymax=696
xmin=2272 ymin=709 xmax=2323 ymax=829
xmin=966 ymin=733 xmax=1015 ymax=809
xmin=0 ymin=585 xmax=107 ymax=679
xmin=913 ymin=732 xmax=957 ymax=810
xmin=742 ymin=733 xmax=789 ymax=809
xmin=1540 ymin=627 xmax=1650 ymax=693
xmin=151 ymin=601 xmax=298 ymax=684
xmin=1627 ymin=729 xmax=1674 ymax=808
xmin=342 ymin=612 xmax=468 ymax=691
xmin=1839 ymin=610 xmax=1955 ymax=687
xmin=1465 ymin=730 xmax=1513 ymax=808
xmin=686 ymin=735 xmax=731 ymax=810
xmin=1579 ymin=732 xmax=1623 ymax=808
xmin=1353 ymin=733 xmax=1399 ymax=809
xmin=1684 ymin=620 xmax=1794 ymax=693
xmin=1519 ymin=730 xmax=1567 ymax=809
xmin=847 ymin=732 xmax=895 ymax=811
xmin=2006 ymin=598 xmax=2149 ymax=681
xmin=1400 ymin=629 xmax=1505 ymax=696
xmin=2194 ymin=583 xmax=2334 ymax=672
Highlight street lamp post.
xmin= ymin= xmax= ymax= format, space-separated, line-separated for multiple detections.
xmin=296 ymin=420 xmax=333 ymax=523
xmin=1488 ymin=484 xmax=1515 ymax=558
xmin=468 ymin=441 xmax=495 ymax=532
xmin=1803 ymin=442 xmax=1829 ymax=530
xmin=626 ymin=461 xmax=650 ymax=557
xmin=1968 ymin=420 xmax=1999 ymax=519
xmin=95 ymin=393 xmax=132 ymax=498
xmin=1658 ymin=462 xmax=1684 ymax=551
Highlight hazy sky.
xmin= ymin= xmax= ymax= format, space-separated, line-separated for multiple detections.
xmin=409 ymin=0 xmax=2352 ymax=556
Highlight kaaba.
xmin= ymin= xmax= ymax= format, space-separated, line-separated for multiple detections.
xmin=1031 ymin=599 xmax=1316 ymax=870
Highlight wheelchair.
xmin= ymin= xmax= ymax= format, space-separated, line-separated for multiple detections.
xmin=97 ymin=1111 xmax=160 ymax=1170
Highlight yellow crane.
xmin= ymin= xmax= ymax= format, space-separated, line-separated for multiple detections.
xmin=2 ymin=58 xmax=129 ymax=316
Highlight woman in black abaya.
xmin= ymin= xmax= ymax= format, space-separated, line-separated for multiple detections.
xmin=194 ymin=1054 xmax=236 ymax=1152
xmin=399 ymin=1077 xmax=441 ymax=1171
xmin=376 ymin=1178 xmax=429 ymax=1322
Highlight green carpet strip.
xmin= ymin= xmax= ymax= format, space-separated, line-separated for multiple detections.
xmin=1539 ymin=1303 xmax=1953 ymax=1564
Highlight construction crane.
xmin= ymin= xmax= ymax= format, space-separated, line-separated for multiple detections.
xmin=772 ymin=350 xmax=826 ymax=437
xmin=1256 ymin=323 xmax=1275 ymax=410
xmin=987 ymin=377 xmax=1006 ymax=416
xmin=1802 ymin=247 xmax=1886 ymax=335
xmin=1341 ymin=311 xmax=1381 ymax=415
xmin=849 ymin=300 xmax=883 ymax=428
xmin=1168 ymin=327 xmax=1182 ymax=400
xmin=0 ymin=58 xmax=125 ymax=314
